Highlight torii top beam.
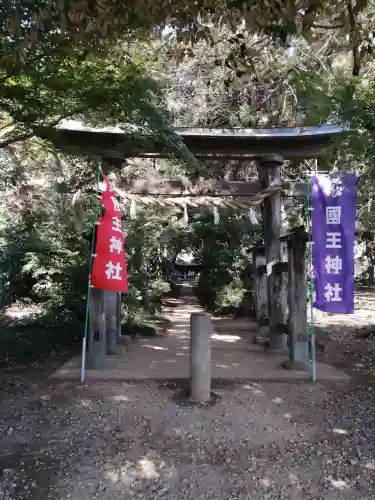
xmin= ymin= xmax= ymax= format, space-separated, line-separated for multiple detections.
xmin=37 ymin=121 xmax=347 ymax=161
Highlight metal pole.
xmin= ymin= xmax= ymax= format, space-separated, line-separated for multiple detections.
xmin=306 ymin=174 xmax=317 ymax=382
xmin=80 ymin=165 xmax=101 ymax=383
xmin=80 ymin=337 xmax=87 ymax=383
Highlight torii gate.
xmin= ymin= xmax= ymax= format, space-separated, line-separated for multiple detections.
xmin=38 ymin=122 xmax=347 ymax=370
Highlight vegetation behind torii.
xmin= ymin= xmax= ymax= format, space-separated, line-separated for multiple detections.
xmin=1 ymin=1 xmax=375 ymax=366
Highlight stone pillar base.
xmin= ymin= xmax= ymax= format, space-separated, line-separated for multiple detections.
xmin=282 ymin=360 xmax=309 ymax=371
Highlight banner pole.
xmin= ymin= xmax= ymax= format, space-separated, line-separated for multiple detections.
xmin=306 ymin=174 xmax=317 ymax=383
xmin=80 ymin=164 xmax=101 ymax=383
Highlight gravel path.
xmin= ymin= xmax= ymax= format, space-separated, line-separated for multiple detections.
xmin=1 ymin=376 xmax=375 ymax=500
xmin=2 ymin=286 xmax=375 ymax=500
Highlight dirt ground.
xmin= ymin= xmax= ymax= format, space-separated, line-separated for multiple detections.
xmin=1 ymin=288 xmax=375 ymax=500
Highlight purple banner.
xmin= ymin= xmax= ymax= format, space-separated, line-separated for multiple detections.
xmin=311 ymin=173 xmax=357 ymax=314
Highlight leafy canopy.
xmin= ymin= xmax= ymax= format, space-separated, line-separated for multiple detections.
xmin=2 ymin=0 xmax=375 ymax=71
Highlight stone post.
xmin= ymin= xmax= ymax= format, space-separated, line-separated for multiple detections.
xmin=104 ymin=290 xmax=117 ymax=354
xmin=116 ymin=292 xmax=122 ymax=338
xmin=87 ymin=288 xmax=106 ymax=368
xmin=258 ymin=154 xmax=288 ymax=350
xmin=283 ymin=229 xmax=309 ymax=369
xmin=190 ymin=312 xmax=212 ymax=403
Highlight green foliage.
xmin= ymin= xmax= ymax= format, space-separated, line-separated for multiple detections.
xmin=3 ymin=0 xmax=373 ymax=70
xmin=216 ymin=279 xmax=247 ymax=310
xmin=0 ymin=43 xmax=198 ymax=169
xmin=193 ymin=212 xmax=259 ymax=314
xmin=5 ymin=3 xmax=375 ymax=369
xmin=0 ymin=148 xmax=195 ymax=363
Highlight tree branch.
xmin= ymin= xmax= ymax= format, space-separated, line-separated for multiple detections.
xmin=0 ymin=107 xmax=88 ymax=149
xmin=347 ymin=0 xmax=361 ymax=76
xmin=0 ymin=131 xmax=34 ymax=149
xmin=312 ymin=23 xmax=344 ymax=29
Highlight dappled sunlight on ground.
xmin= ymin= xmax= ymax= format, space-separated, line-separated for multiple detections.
xmin=137 ymin=457 xmax=160 ymax=479
xmin=112 ymin=394 xmax=130 ymax=403
xmin=2 ymin=379 xmax=375 ymax=499
xmin=142 ymin=345 xmax=169 ymax=351
xmin=79 ymin=398 xmax=92 ymax=408
xmin=242 ymin=383 xmax=265 ymax=396
xmin=3 ymin=285 xmax=375 ymax=498
xmin=332 ymin=428 xmax=348 ymax=435
xmin=328 ymin=477 xmax=349 ymax=490
xmin=211 ymin=333 xmax=242 ymax=342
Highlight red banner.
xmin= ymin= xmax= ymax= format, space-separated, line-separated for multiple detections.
xmin=91 ymin=171 xmax=128 ymax=292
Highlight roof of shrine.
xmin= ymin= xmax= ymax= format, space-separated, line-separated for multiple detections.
xmin=37 ymin=120 xmax=348 ymax=161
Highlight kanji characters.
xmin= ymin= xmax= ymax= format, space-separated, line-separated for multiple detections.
xmin=324 ymin=255 xmax=342 ymax=275
xmin=326 ymin=232 xmax=341 ymax=249
xmin=324 ymin=283 xmax=342 ymax=302
xmin=326 ymin=206 xmax=341 ymax=225
xmin=311 ymin=173 xmax=356 ymax=314
xmin=91 ymin=171 xmax=128 ymax=292
xmin=109 ymin=236 xmax=122 ymax=255
xmin=105 ymin=261 xmax=123 ymax=280
xmin=112 ymin=216 xmax=122 ymax=232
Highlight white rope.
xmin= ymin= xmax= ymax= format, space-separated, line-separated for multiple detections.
xmin=130 ymin=198 xmax=137 ymax=219
xmin=114 ymin=185 xmax=283 ymax=212
xmin=182 ymin=204 xmax=189 ymax=225
xmin=213 ymin=206 xmax=220 ymax=225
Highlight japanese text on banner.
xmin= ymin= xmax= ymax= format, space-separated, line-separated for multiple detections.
xmin=311 ymin=173 xmax=356 ymax=314
xmin=91 ymin=172 xmax=128 ymax=292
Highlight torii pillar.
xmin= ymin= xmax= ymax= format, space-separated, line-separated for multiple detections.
xmin=258 ymin=154 xmax=288 ymax=350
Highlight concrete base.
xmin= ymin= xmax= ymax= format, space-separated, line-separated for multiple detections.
xmin=87 ymin=342 xmax=106 ymax=369
xmin=269 ymin=332 xmax=288 ymax=350
xmin=106 ymin=330 xmax=117 ymax=355
xmin=282 ymin=359 xmax=310 ymax=371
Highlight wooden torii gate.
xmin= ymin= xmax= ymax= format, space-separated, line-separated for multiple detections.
xmin=38 ymin=122 xmax=347 ymax=370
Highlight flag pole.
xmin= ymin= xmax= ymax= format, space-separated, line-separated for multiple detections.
xmin=306 ymin=174 xmax=317 ymax=383
xmin=81 ymin=165 xmax=102 ymax=383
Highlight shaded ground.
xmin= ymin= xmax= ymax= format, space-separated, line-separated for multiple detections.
xmin=0 ymin=301 xmax=81 ymax=371
xmin=1 ymin=378 xmax=375 ymax=500
xmin=1 ymin=286 xmax=375 ymax=499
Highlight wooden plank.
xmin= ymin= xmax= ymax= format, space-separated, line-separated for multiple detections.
xmin=276 ymin=241 xmax=289 ymax=335
xmin=120 ymin=178 xmax=307 ymax=198
xmin=87 ymin=288 xmax=106 ymax=369
xmin=258 ymin=154 xmax=288 ymax=350
xmin=252 ymin=249 xmax=268 ymax=324
xmin=286 ymin=234 xmax=309 ymax=366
